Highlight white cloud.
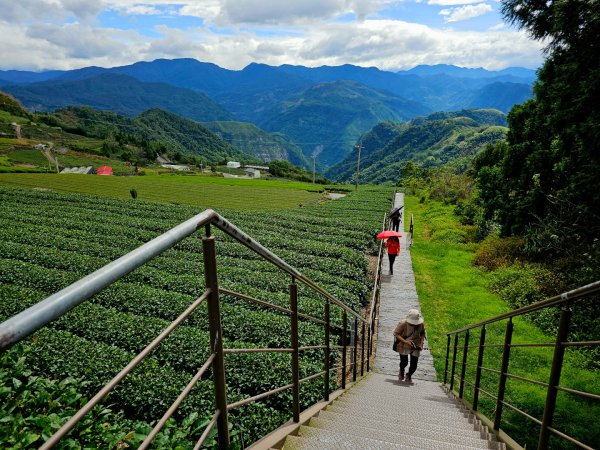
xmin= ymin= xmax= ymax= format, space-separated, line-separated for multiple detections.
xmin=120 ymin=5 xmax=163 ymax=16
xmin=428 ymin=0 xmax=483 ymax=5
xmin=488 ymin=22 xmax=505 ymax=31
xmin=440 ymin=3 xmax=492 ymax=22
xmin=0 ymin=1 xmax=543 ymax=72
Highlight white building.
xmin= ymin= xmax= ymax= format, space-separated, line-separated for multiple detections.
xmin=227 ymin=161 xmax=241 ymax=168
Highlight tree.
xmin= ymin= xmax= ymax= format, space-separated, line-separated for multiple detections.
xmin=473 ymin=0 xmax=600 ymax=260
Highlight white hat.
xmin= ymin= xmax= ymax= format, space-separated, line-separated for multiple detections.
xmin=406 ymin=309 xmax=423 ymax=325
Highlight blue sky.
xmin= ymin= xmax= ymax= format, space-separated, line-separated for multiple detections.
xmin=0 ymin=0 xmax=544 ymax=72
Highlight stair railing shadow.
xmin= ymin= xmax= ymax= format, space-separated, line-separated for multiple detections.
xmin=444 ymin=281 xmax=600 ymax=450
xmin=0 ymin=208 xmax=380 ymax=449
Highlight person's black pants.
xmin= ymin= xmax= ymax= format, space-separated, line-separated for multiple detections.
xmin=399 ymin=354 xmax=419 ymax=376
xmin=388 ymin=254 xmax=396 ymax=272
xmin=392 ymin=220 xmax=399 ymax=232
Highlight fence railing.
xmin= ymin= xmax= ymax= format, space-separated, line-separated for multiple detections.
xmin=0 ymin=209 xmax=378 ymax=449
xmin=444 ymin=281 xmax=600 ymax=450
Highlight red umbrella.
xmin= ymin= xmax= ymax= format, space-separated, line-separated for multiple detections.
xmin=377 ymin=230 xmax=402 ymax=239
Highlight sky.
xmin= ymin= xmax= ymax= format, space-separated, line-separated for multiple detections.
xmin=0 ymin=0 xmax=545 ymax=73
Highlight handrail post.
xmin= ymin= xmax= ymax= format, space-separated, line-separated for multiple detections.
xmin=494 ymin=318 xmax=514 ymax=431
xmin=444 ymin=334 xmax=451 ymax=384
xmin=459 ymin=330 xmax=470 ymax=399
xmin=360 ymin=321 xmax=365 ymax=376
xmin=290 ymin=277 xmax=300 ymax=423
xmin=202 ymin=230 xmax=229 ymax=449
xmin=473 ymin=325 xmax=486 ymax=411
xmin=324 ymin=299 xmax=330 ymax=401
xmin=342 ymin=311 xmax=347 ymax=389
xmin=352 ymin=318 xmax=358 ymax=382
xmin=366 ymin=323 xmax=372 ymax=372
xmin=538 ymin=306 xmax=572 ymax=450
xmin=450 ymin=334 xmax=459 ymax=392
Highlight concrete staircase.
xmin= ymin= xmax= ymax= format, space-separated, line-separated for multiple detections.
xmin=279 ymin=372 xmax=504 ymax=450
xmin=270 ymin=193 xmax=504 ymax=450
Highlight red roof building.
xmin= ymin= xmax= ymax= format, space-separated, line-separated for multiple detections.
xmin=97 ymin=166 xmax=113 ymax=176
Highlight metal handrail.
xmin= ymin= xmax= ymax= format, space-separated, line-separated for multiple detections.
xmin=444 ymin=281 xmax=600 ymax=450
xmin=0 ymin=209 xmax=365 ymax=351
xmin=0 ymin=208 xmax=374 ymax=449
xmin=366 ymin=212 xmax=386 ymax=371
xmin=447 ymin=281 xmax=600 ymax=335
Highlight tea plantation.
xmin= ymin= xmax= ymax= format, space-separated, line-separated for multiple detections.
xmin=0 ymin=184 xmax=392 ymax=448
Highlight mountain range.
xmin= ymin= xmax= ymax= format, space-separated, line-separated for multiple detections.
xmin=327 ymin=109 xmax=508 ymax=184
xmin=0 ymin=58 xmax=535 ymax=169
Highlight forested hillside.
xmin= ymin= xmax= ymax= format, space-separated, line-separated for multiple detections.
xmin=3 ymin=60 xmax=534 ymax=170
xmin=258 ymin=80 xmax=429 ymax=167
xmin=49 ymin=106 xmax=253 ymax=164
xmin=328 ymin=109 xmax=507 ymax=183
xmin=202 ymin=121 xmax=311 ymax=168
xmin=4 ymin=73 xmax=233 ymax=122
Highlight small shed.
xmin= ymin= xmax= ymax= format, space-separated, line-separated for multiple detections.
xmin=97 ymin=166 xmax=113 ymax=176
xmin=227 ymin=161 xmax=241 ymax=169
xmin=245 ymin=168 xmax=260 ymax=178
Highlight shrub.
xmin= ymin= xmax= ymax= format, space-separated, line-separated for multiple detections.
xmin=473 ymin=236 xmax=525 ymax=271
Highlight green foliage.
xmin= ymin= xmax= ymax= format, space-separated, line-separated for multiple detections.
xmin=472 ymin=236 xmax=525 ymax=271
xmin=0 ymin=343 xmax=206 ymax=449
xmin=0 ymin=184 xmax=390 ymax=447
xmin=0 ymin=173 xmax=322 ymax=210
xmin=330 ymin=110 xmax=507 ymax=184
xmin=0 ymin=91 xmax=30 ymax=118
xmin=472 ymin=0 xmax=600 ymax=283
xmin=268 ymin=160 xmax=328 ymax=184
xmin=408 ymin=195 xmax=600 ymax=449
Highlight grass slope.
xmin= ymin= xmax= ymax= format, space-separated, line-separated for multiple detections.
xmin=406 ymin=196 xmax=600 ymax=449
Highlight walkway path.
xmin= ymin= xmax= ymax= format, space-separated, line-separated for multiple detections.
xmin=374 ymin=192 xmax=436 ymax=381
xmin=260 ymin=192 xmax=504 ymax=449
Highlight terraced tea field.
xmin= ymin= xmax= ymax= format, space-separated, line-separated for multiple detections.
xmin=0 ymin=173 xmax=324 ymax=210
xmin=0 ymin=184 xmax=391 ymax=448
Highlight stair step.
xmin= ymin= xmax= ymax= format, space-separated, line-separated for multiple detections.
xmin=325 ymin=402 xmax=471 ymax=425
xmin=308 ymin=418 xmax=491 ymax=448
xmin=313 ymin=410 xmax=488 ymax=442
xmin=281 ymin=433 xmax=412 ymax=450
xmin=293 ymin=426 xmax=494 ymax=450
xmin=335 ymin=393 xmax=464 ymax=413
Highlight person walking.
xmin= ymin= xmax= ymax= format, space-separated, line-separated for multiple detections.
xmin=393 ymin=309 xmax=425 ymax=384
xmin=385 ymin=236 xmax=400 ymax=275
xmin=390 ymin=206 xmax=403 ymax=232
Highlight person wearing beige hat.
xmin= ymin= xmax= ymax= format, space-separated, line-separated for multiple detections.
xmin=393 ymin=309 xmax=425 ymax=384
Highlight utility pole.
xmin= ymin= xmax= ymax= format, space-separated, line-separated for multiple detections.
xmin=355 ymin=142 xmax=362 ymax=190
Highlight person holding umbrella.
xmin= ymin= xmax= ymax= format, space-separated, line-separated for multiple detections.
xmin=386 ymin=236 xmax=400 ymax=274
xmin=377 ymin=230 xmax=402 ymax=275
xmin=389 ymin=206 xmax=403 ymax=232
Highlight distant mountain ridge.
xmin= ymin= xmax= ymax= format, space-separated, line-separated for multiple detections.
xmin=1 ymin=59 xmax=535 ymax=169
xmin=403 ymin=64 xmax=537 ymax=81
